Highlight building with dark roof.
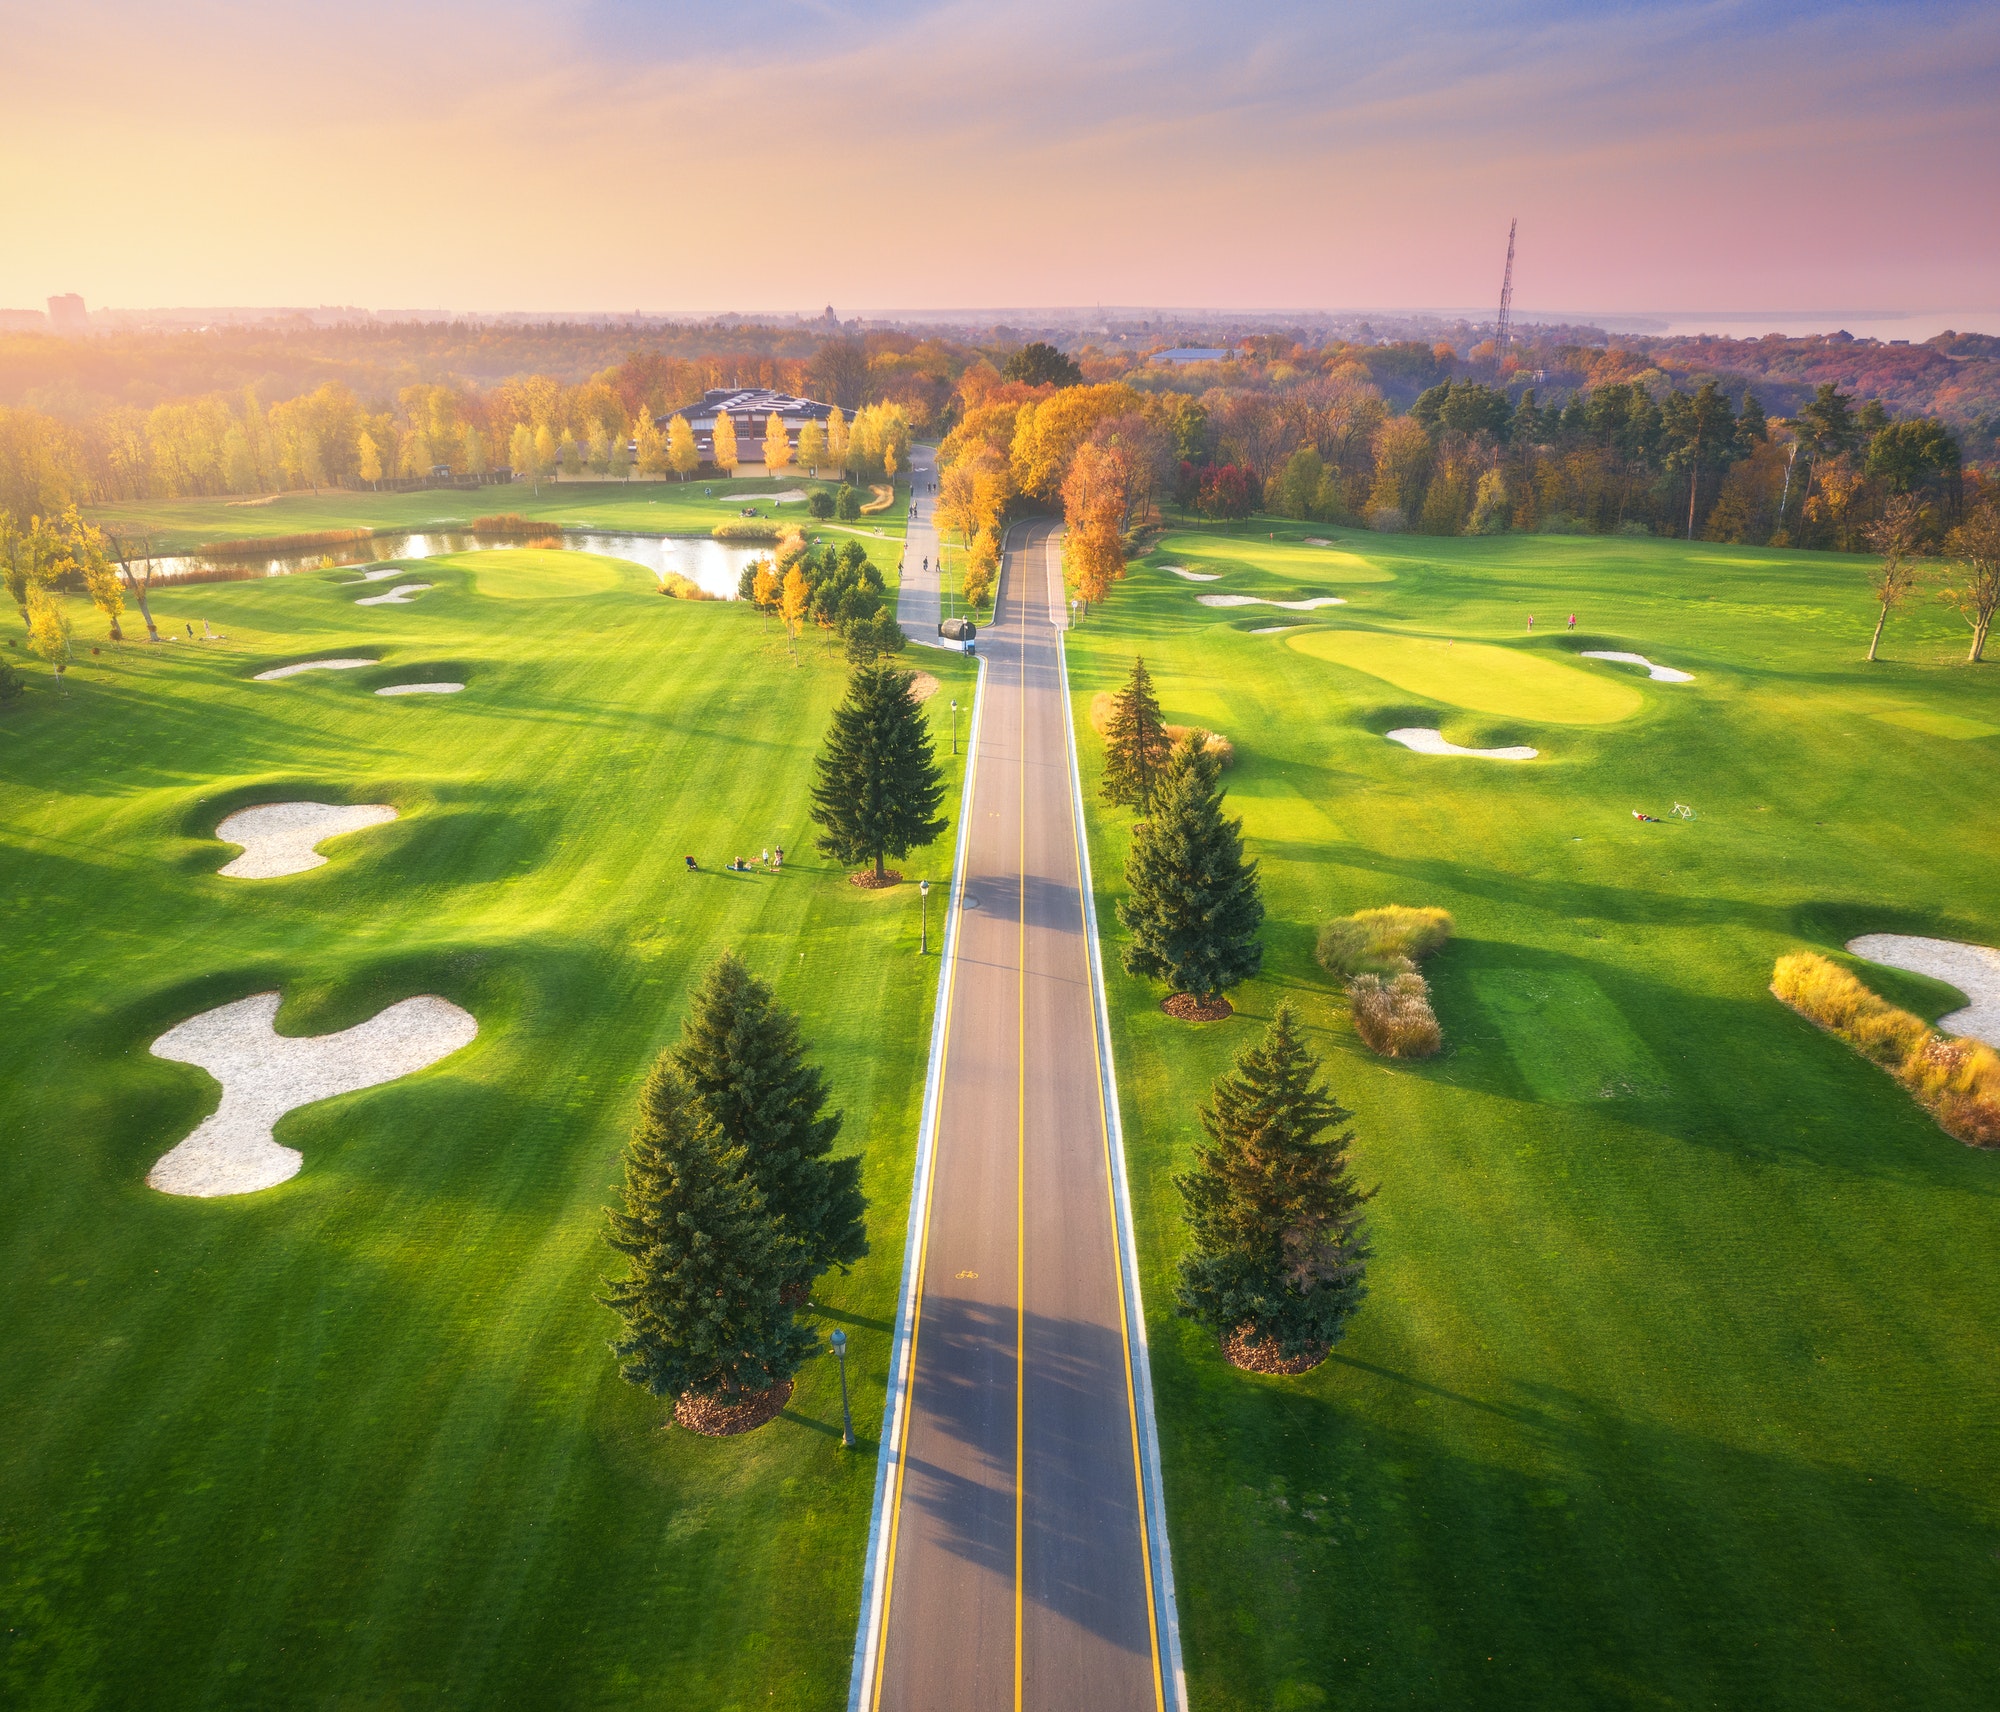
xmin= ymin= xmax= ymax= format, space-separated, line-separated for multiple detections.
xmin=656 ymin=387 xmax=841 ymax=476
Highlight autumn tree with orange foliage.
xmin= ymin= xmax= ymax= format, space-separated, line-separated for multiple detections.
xmin=1061 ymin=441 xmax=1131 ymax=606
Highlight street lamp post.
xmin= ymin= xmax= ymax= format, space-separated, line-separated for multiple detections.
xmin=830 ymin=1328 xmax=854 ymax=1448
xmin=950 ymin=698 xmax=958 ymax=756
xmin=919 ymin=878 xmax=931 ymax=954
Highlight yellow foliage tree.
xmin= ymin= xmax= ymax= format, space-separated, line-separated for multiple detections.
xmin=509 ymin=422 xmax=534 ymax=481
xmin=825 ymin=406 xmax=849 ymax=474
xmin=1061 ymin=441 xmax=1130 ymax=605
xmin=357 ymin=430 xmax=382 ymax=486
xmin=780 ymin=563 xmax=810 ymax=661
xmin=713 ymin=410 xmax=739 ymax=477
xmin=796 ymin=418 xmax=828 ymax=476
xmin=26 ymin=583 xmax=71 ymax=692
xmin=764 ymin=412 xmax=793 ymax=478
xmin=667 ymin=415 xmax=698 ymax=480
xmin=635 ymin=414 xmax=667 ymax=481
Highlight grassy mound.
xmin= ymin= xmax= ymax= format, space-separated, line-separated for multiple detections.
xmin=465 ymin=546 xmax=630 ymax=599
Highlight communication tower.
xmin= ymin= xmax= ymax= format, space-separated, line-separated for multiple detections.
xmin=1493 ymin=219 xmax=1517 ymax=365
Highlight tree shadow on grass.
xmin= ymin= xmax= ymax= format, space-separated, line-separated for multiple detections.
xmin=1152 ymin=1338 xmax=2000 ymax=1712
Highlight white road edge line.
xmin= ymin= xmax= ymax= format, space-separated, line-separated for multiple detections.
xmin=1058 ymin=625 xmax=1190 ymax=1710
xmin=846 ymin=646 xmax=989 ymax=1712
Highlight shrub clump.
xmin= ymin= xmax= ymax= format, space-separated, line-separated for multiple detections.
xmin=1347 ymin=972 xmax=1443 ymax=1058
xmin=1771 ymin=952 xmax=2000 ymax=1147
xmin=196 ymin=526 xmax=373 ymax=557
xmin=1088 ymin=690 xmax=1234 ymax=771
xmin=1318 ymin=905 xmax=1453 ymax=1059
xmin=470 ymin=513 xmax=543 ymax=535
xmin=657 ymin=572 xmax=715 ymax=600
xmin=1316 ymin=905 xmax=1453 ymax=978
xmin=713 ymin=519 xmax=787 ymax=543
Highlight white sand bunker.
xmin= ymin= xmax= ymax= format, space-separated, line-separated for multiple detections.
xmin=147 ymin=991 xmax=478 ymax=1197
xmin=1163 ymin=566 xmax=1222 ymax=581
xmin=1581 ymin=651 xmax=1694 ymax=683
xmin=724 ymin=488 xmax=808 ymax=505
xmin=215 ymin=801 xmax=397 ymax=878
xmin=1250 ymin=625 xmax=1306 ymax=635
xmin=1847 ymin=935 xmax=2000 ymax=1047
xmin=356 ymin=582 xmax=433 ymax=606
xmin=1198 ymin=594 xmax=1346 ymax=610
xmin=1303 ymin=537 xmax=1333 ymax=546
xmin=351 ymin=566 xmax=406 ymax=582
xmin=376 ymin=682 xmax=464 ymax=696
xmin=1387 ymin=727 xmax=1538 ymax=761
xmin=254 ymin=658 xmax=377 ymax=681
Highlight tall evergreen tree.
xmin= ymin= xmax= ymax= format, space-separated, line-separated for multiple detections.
xmin=600 ymin=1055 xmax=814 ymax=1403
xmin=1101 ymin=655 xmax=1172 ymax=811
xmin=1175 ymin=1006 xmax=1371 ymax=1361
xmin=1118 ymin=733 xmax=1264 ymax=1005
xmin=809 ymin=664 xmax=947 ymax=880
xmin=672 ymin=952 xmax=867 ymax=1298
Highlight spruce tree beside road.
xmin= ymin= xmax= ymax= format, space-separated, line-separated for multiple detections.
xmin=1175 ymin=1006 xmax=1372 ymax=1367
xmin=600 ymin=1056 xmax=814 ymax=1405
xmin=1118 ymin=732 xmax=1264 ymax=1008
xmin=809 ymin=664 xmax=946 ymax=881
xmin=1101 ymin=655 xmax=1172 ymax=811
xmin=673 ymin=952 xmax=867 ymax=1301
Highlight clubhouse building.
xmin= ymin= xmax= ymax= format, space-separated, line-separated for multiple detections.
xmin=657 ymin=387 xmax=841 ymax=477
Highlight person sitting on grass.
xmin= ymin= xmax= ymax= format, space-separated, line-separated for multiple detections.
xmin=685 ymin=854 xmax=698 ymax=871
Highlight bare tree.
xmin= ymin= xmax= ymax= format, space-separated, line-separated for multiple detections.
xmin=1941 ymin=501 xmax=2000 ymax=663
xmin=1862 ymin=494 xmax=1927 ymax=663
xmin=105 ymin=531 xmax=163 ymax=643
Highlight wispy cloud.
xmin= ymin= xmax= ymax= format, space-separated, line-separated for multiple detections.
xmin=4 ymin=0 xmax=1995 ymax=313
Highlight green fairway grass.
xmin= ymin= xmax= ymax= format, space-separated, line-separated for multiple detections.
xmin=1154 ymin=533 xmax=1397 ymax=582
xmin=461 ymin=544 xmax=636 ymax=599
xmin=1286 ymin=629 xmax=1645 ymax=725
xmin=0 ymin=559 xmax=969 ymax=1709
xmin=1071 ymin=518 xmax=2000 ymax=1710
xmin=84 ymin=475 xmax=909 ymax=555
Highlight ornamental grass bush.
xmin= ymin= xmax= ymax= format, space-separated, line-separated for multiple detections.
xmin=1317 ymin=905 xmax=1454 ymax=979
xmin=1087 ymin=692 xmax=1234 ymax=767
xmin=1348 ymin=972 xmax=1442 ymax=1058
xmin=1771 ymin=951 xmax=2000 ymax=1148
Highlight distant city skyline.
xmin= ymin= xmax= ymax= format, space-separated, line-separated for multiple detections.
xmin=8 ymin=1 xmax=1997 ymax=320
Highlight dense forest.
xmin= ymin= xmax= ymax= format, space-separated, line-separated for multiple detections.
xmin=1 ymin=318 xmax=1991 ymax=557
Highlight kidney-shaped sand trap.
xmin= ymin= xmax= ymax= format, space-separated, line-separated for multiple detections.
xmin=350 ymin=566 xmax=406 ymax=582
xmin=253 ymin=658 xmax=377 ymax=681
xmin=1581 ymin=650 xmax=1694 ymax=683
xmin=215 ymin=801 xmax=397 ymax=877
xmin=1387 ymin=727 xmax=1538 ymax=760
xmin=147 ymin=991 xmax=478 ymax=1196
xmin=1199 ymin=593 xmax=1346 ymax=610
xmin=376 ymin=682 xmax=464 ymax=696
xmin=1163 ymin=566 xmax=1222 ymax=581
xmin=356 ymin=582 xmax=433 ymax=606
xmin=1846 ymin=935 xmax=2000 ymax=1047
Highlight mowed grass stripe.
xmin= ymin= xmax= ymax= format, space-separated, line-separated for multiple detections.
xmin=0 ymin=560 xmax=969 ymax=1709
xmin=1071 ymin=518 xmax=2000 ymax=1710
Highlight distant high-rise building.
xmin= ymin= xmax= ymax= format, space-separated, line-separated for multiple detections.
xmin=47 ymin=293 xmax=88 ymax=334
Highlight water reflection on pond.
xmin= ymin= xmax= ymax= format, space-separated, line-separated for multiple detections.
xmin=142 ymin=530 xmax=770 ymax=599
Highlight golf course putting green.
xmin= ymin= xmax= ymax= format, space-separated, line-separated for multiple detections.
xmin=1287 ymin=628 xmax=1644 ymax=724
xmin=1154 ymin=533 xmax=1396 ymax=582
xmin=465 ymin=545 xmax=634 ymax=599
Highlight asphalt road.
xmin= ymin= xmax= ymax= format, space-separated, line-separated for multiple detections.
xmin=869 ymin=520 xmax=1166 ymax=1712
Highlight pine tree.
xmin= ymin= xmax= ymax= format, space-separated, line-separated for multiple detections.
xmin=809 ymin=664 xmax=947 ymax=880
xmin=672 ymin=952 xmax=866 ymax=1298
xmin=1174 ymin=1006 xmax=1371 ymax=1361
xmin=1118 ymin=733 xmax=1263 ymax=1005
xmin=599 ymin=1055 xmax=814 ymax=1403
xmin=1101 ymin=655 xmax=1172 ymax=810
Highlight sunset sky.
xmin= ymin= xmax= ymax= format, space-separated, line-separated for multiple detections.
xmin=7 ymin=0 xmax=1998 ymax=321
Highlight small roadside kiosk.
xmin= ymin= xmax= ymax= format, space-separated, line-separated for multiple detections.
xmin=939 ymin=617 xmax=977 ymax=656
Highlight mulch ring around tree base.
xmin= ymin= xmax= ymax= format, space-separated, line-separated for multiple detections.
xmin=850 ymin=869 xmax=904 ymax=889
xmin=1224 ymin=1327 xmax=1327 ymax=1376
xmin=1163 ymin=993 xmax=1234 ymax=1022
xmin=674 ymin=1379 xmax=794 ymax=1436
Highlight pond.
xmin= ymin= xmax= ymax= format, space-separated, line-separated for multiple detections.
xmin=138 ymin=529 xmax=771 ymax=599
